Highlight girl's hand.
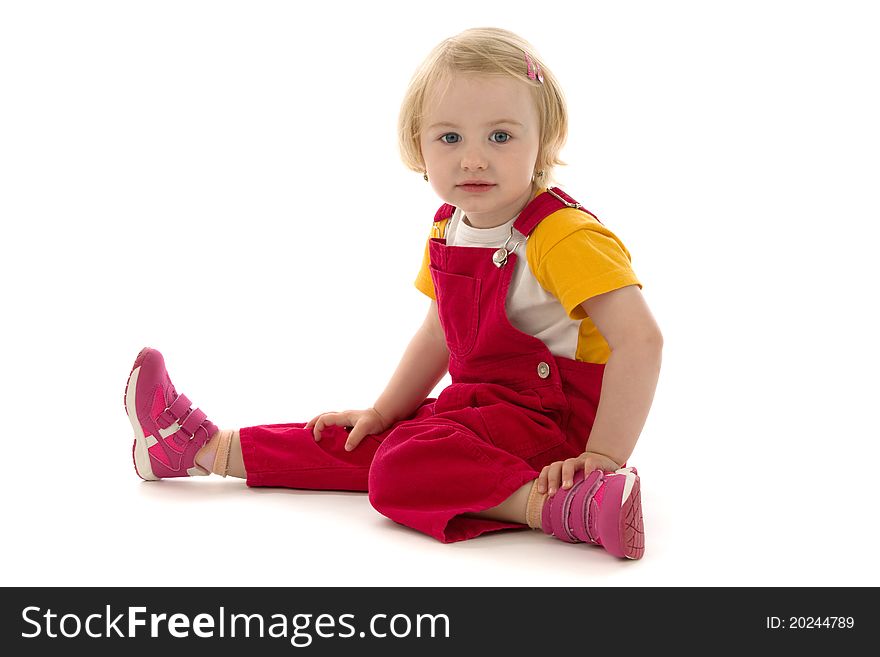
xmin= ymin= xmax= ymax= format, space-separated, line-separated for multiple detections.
xmin=537 ymin=451 xmax=622 ymax=497
xmin=305 ymin=407 xmax=392 ymax=452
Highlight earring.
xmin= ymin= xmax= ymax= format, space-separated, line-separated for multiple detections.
xmin=423 ymin=172 xmax=429 ymax=182
xmin=533 ymin=170 xmax=545 ymax=182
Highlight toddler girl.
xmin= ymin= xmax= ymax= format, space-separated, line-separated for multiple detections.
xmin=124 ymin=27 xmax=662 ymax=559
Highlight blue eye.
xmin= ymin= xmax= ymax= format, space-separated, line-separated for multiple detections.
xmin=439 ymin=131 xmax=512 ymax=144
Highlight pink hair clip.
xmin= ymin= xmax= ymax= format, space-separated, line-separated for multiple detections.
xmin=524 ymin=52 xmax=544 ymax=83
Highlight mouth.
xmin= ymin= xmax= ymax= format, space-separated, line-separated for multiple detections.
xmin=458 ymin=182 xmax=496 ymax=192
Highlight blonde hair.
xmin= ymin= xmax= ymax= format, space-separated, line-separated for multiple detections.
xmin=398 ymin=27 xmax=568 ymax=189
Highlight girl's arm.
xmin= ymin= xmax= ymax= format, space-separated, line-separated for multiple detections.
xmin=372 ymin=299 xmax=450 ymax=425
xmin=538 ymin=284 xmax=662 ymax=495
xmin=308 ymin=300 xmax=448 ymax=450
xmin=580 ymin=284 xmax=663 ymax=466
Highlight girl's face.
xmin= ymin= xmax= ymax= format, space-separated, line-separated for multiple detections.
xmin=419 ymin=73 xmax=541 ymax=229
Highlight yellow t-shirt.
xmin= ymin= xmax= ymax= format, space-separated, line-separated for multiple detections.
xmin=414 ymin=202 xmax=641 ymax=364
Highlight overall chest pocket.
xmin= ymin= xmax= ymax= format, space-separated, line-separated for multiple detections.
xmin=430 ymin=267 xmax=481 ymax=357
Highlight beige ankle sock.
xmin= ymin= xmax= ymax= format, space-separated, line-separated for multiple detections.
xmin=526 ymin=479 xmax=547 ymax=530
xmin=210 ymin=429 xmax=234 ymax=477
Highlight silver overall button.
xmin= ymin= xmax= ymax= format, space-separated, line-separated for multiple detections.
xmin=537 ymin=361 xmax=551 ymax=379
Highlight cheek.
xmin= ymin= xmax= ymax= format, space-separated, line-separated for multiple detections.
xmin=420 ymin=139 xmax=442 ymax=162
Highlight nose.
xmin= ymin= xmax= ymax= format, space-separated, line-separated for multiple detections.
xmin=460 ymin=142 xmax=488 ymax=171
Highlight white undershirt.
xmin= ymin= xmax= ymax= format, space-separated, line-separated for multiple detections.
xmin=446 ymin=207 xmax=580 ymax=360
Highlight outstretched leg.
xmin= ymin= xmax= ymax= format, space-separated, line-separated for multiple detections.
xmin=125 ymin=347 xmax=219 ymax=480
xmin=124 ymin=347 xmax=387 ymax=489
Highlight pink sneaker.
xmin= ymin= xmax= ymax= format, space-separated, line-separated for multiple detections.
xmin=123 ymin=348 xmax=218 ymax=480
xmin=541 ymin=467 xmax=644 ymax=559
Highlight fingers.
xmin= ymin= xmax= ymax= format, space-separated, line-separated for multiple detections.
xmin=310 ymin=412 xmax=347 ymax=442
xmin=560 ymin=458 xmax=580 ymax=491
xmin=536 ymin=465 xmax=550 ymax=495
xmin=343 ymin=428 xmax=364 ymax=452
xmin=343 ymin=414 xmax=384 ymax=452
xmin=580 ymin=457 xmax=600 ymax=477
xmin=538 ymin=461 xmax=564 ymax=496
xmin=538 ymin=458 xmax=586 ymax=497
xmin=547 ymin=462 xmax=563 ymax=495
xmin=308 ymin=410 xmax=384 ymax=448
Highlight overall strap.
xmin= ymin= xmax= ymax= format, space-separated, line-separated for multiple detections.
xmin=431 ymin=203 xmax=456 ymax=239
xmin=513 ymin=187 xmax=591 ymax=236
xmin=429 ymin=187 xmax=595 ymax=239
xmin=433 ymin=203 xmax=456 ymax=222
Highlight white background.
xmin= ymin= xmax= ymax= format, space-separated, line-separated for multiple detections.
xmin=1 ymin=0 xmax=878 ymax=587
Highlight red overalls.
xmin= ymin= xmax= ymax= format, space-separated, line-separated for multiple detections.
xmin=239 ymin=188 xmax=605 ymax=543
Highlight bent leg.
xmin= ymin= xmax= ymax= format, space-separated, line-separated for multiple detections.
xmin=464 ymin=481 xmax=533 ymax=524
xmin=368 ymin=410 xmax=541 ymax=543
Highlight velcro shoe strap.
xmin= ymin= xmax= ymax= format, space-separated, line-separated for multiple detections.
xmin=169 ymin=394 xmax=192 ymax=419
xmin=543 ymin=475 xmax=583 ymax=544
xmin=156 ymin=394 xmax=193 ymax=429
xmin=568 ymin=470 xmax=604 ymax=544
xmin=180 ymin=407 xmax=207 ymax=437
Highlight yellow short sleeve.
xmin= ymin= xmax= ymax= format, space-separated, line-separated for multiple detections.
xmin=414 ymin=218 xmax=448 ymax=299
xmin=528 ymin=208 xmax=641 ymax=319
